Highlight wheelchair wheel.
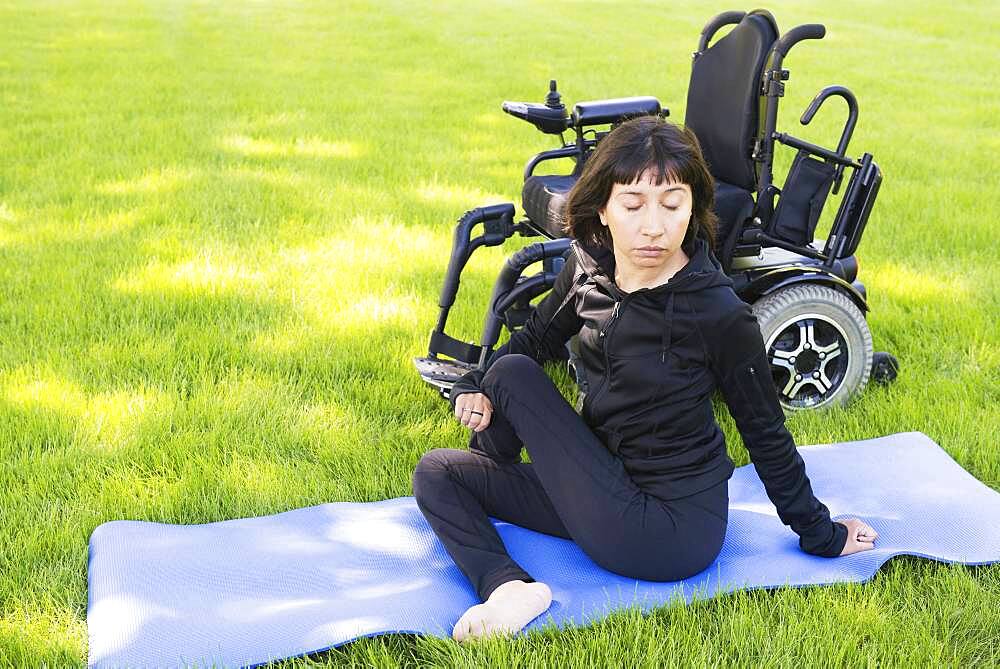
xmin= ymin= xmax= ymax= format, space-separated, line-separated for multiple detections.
xmin=752 ymin=284 xmax=873 ymax=410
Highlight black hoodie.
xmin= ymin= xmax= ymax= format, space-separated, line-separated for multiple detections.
xmin=451 ymin=237 xmax=848 ymax=557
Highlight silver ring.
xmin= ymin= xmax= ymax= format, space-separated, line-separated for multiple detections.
xmin=470 ymin=411 xmax=484 ymax=416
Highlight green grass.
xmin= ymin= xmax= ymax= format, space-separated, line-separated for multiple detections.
xmin=1 ymin=0 xmax=998 ymax=665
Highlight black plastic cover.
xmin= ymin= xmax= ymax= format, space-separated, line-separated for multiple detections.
xmin=502 ymin=101 xmax=570 ymax=135
xmin=685 ymin=11 xmax=778 ymax=190
xmin=831 ymin=159 xmax=882 ymax=259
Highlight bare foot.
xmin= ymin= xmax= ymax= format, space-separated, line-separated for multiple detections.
xmin=452 ymin=580 xmax=552 ymax=642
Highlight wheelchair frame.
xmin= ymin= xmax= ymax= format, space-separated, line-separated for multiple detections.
xmin=415 ymin=9 xmax=890 ymax=406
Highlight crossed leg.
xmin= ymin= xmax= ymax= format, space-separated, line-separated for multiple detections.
xmin=412 ymin=354 xmax=724 ymax=641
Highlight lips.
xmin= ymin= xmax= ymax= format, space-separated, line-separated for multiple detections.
xmin=635 ymin=246 xmax=666 ymax=256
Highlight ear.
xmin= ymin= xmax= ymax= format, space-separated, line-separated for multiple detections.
xmin=598 ymin=208 xmax=607 ymax=226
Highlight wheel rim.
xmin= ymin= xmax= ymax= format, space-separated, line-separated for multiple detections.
xmin=765 ymin=313 xmax=850 ymax=410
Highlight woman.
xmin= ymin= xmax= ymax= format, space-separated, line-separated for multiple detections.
xmin=412 ymin=117 xmax=878 ymax=642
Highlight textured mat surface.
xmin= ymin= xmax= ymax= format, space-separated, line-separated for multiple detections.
xmin=87 ymin=432 xmax=1000 ymax=667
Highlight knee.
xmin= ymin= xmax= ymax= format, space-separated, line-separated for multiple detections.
xmin=482 ymin=354 xmax=545 ymax=392
xmin=411 ymin=449 xmax=454 ymax=499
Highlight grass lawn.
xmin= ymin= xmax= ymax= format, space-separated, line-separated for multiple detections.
xmin=1 ymin=0 xmax=998 ymax=665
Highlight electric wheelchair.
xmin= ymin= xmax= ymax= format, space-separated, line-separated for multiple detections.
xmin=415 ymin=9 xmax=899 ymax=411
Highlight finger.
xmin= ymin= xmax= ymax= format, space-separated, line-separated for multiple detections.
xmin=458 ymin=401 xmax=476 ymax=427
xmin=454 ymin=395 xmax=469 ymax=421
xmin=478 ymin=396 xmax=494 ymax=430
xmin=461 ymin=396 xmax=480 ymax=429
xmin=474 ymin=408 xmax=492 ymax=432
xmin=465 ymin=402 xmax=483 ymax=428
xmin=855 ymin=523 xmax=876 ymax=536
xmin=472 ymin=399 xmax=492 ymax=430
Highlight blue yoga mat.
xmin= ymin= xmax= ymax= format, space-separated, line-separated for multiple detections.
xmin=87 ymin=432 xmax=1000 ymax=667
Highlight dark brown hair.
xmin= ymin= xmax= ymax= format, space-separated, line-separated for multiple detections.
xmin=563 ymin=116 xmax=717 ymax=250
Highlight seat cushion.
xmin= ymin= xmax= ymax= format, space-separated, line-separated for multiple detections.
xmin=522 ymin=175 xmax=577 ymax=238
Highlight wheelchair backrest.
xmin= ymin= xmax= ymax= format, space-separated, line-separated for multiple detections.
xmin=684 ymin=10 xmax=778 ymax=191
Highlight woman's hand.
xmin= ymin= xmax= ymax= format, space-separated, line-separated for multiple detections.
xmin=454 ymin=392 xmax=493 ymax=432
xmin=838 ymin=517 xmax=879 ymax=556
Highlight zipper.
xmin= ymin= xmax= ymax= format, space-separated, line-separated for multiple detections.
xmin=599 ymin=300 xmax=621 ymax=338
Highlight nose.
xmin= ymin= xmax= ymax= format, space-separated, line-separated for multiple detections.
xmin=640 ymin=207 xmax=667 ymax=238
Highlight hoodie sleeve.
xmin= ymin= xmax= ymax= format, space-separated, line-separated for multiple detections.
xmin=449 ymin=252 xmax=585 ymax=410
xmin=708 ymin=300 xmax=848 ymax=557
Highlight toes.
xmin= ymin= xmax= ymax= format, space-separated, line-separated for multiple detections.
xmin=452 ymin=604 xmax=486 ymax=642
xmin=451 ymin=620 xmax=466 ymax=643
xmin=453 ymin=611 xmax=487 ymax=642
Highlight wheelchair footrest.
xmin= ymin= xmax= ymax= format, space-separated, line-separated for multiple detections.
xmin=413 ymin=356 xmax=477 ymax=396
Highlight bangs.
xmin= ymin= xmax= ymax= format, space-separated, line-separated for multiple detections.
xmin=608 ymin=137 xmax=692 ymax=187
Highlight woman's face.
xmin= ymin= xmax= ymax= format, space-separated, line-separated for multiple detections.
xmin=599 ymin=168 xmax=693 ymax=272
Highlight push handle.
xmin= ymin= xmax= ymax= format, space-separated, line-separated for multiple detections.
xmin=697 ymin=10 xmax=746 ymax=53
xmin=801 ymin=85 xmax=858 ymax=193
xmin=773 ymin=24 xmax=826 ymax=59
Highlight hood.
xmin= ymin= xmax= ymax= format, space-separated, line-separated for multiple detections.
xmin=572 ymin=236 xmax=733 ymax=363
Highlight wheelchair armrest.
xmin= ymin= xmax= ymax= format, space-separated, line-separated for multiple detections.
xmin=571 ymin=96 xmax=664 ymax=128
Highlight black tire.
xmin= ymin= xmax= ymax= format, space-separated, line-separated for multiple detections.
xmin=751 ymin=284 xmax=873 ymax=410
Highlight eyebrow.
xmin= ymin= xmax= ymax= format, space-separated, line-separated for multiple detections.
xmin=617 ymin=186 xmax=687 ymax=196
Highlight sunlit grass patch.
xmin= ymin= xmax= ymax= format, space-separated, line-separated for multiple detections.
xmin=412 ymin=180 xmax=509 ymax=208
xmin=113 ymin=251 xmax=268 ymax=299
xmin=220 ymin=134 xmax=364 ymax=160
xmin=96 ymin=167 xmax=199 ymax=196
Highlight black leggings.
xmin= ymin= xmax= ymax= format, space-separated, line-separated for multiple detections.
xmin=412 ymin=354 xmax=728 ymax=601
